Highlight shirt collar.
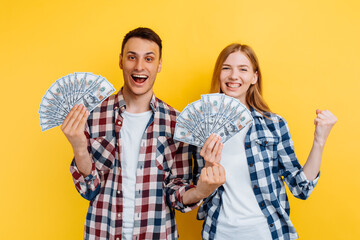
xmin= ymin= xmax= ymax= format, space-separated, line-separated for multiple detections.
xmin=114 ymin=87 xmax=158 ymax=114
xmin=250 ymin=106 xmax=264 ymax=119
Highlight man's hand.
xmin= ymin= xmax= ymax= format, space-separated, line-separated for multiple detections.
xmin=195 ymin=162 xmax=226 ymax=199
xmin=200 ymin=133 xmax=223 ymax=165
xmin=182 ymin=162 xmax=226 ymax=205
xmin=313 ymin=109 xmax=337 ymax=147
xmin=61 ymin=104 xmax=89 ymax=153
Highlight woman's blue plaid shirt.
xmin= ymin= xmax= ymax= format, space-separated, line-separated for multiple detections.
xmin=195 ymin=108 xmax=320 ymax=240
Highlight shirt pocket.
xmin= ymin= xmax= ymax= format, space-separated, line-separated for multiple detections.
xmin=254 ymin=136 xmax=279 ymax=162
xmin=155 ymin=135 xmax=176 ymax=171
xmin=89 ymin=134 xmax=116 ymax=172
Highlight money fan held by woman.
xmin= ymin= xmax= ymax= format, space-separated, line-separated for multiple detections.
xmin=195 ymin=43 xmax=337 ymax=240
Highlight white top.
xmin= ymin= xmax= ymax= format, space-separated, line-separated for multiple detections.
xmin=120 ymin=110 xmax=152 ymax=240
xmin=214 ymin=124 xmax=272 ymax=240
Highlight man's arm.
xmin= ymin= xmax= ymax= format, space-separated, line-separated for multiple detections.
xmin=61 ymin=104 xmax=92 ymax=177
xmin=62 ymin=104 xmax=101 ymax=200
xmin=183 ymin=134 xmax=225 ymax=205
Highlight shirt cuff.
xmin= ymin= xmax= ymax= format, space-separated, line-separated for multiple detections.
xmin=176 ymin=184 xmax=203 ymax=212
xmin=297 ymin=170 xmax=320 ymax=190
xmin=71 ymin=160 xmax=99 ymax=192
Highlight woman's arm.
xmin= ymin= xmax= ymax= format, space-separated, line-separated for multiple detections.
xmin=303 ymin=109 xmax=337 ymax=180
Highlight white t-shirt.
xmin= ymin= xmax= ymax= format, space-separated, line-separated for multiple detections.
xmin=214 ymin=124 xmax=272 ymax=240
xmin=120 ymin=110 xmax=152 ymax=240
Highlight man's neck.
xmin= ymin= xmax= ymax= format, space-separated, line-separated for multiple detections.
xmin=122 ymin=87 xmax=153 ymax=114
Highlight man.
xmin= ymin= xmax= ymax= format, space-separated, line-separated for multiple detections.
xmin=61 ymin=27 xmax=225 ymax=240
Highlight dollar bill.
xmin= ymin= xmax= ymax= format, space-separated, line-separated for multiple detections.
xmin=39 ymin=72 xmax=115 ymax=131
xmin=174 ymin=94 xmax=254 ymax=147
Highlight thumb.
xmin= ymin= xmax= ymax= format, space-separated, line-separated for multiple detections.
xmin=316 ymin=109 xmax=322 ymax=114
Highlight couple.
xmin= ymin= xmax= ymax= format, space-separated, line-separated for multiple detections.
xmin=61 ymin=27 xmax=337 ymax=240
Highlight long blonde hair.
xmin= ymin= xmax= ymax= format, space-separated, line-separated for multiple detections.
xmin=210 ymin=43 xmax=271 ymax=113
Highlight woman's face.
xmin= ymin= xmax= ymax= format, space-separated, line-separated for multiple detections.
xmin=219 ymin=51 xmax=258 ymax=105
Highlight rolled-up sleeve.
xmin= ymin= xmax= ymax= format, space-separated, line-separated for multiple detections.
xmin=70 ymin=159 xmax=101 ymax=200
xmin=165 ymin=142 xmax=202 ymax=212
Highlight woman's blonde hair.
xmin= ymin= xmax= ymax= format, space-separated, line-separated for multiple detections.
xmin=210 ymin=43 xmax=271 ymax=113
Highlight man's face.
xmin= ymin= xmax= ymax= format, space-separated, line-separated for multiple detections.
xmin=120 ymin=37 xmax=162 ymax=97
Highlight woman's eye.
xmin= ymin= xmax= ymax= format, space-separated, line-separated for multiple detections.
xmin=240 ymin=68 xmax=247 ymax=71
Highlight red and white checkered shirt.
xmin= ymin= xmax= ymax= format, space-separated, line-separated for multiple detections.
xmin=70 ymin=90 xmax=199 ymax=240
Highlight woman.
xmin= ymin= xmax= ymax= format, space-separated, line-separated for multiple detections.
xmin=196 ymin=43 xmax=337 ymax=240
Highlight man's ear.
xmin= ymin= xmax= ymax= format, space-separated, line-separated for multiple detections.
xmin=157 ymin=58 xmax=162 ymax=73
xmin=119 ymin=54 xmax=123 ymax=69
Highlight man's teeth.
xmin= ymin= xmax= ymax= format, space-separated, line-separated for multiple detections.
xmin=132 ymin=74 xmax=148 ymax=83
xmin=132 ymin=74 xmax=147 ymax=79
xmin=226 ymin=83 xmax=241 ymax=88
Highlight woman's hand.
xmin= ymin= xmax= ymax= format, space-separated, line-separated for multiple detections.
xmin=200 ymin=133 xmax=223 ymax=165
xmin=313 ymin=109 xmax=337 ymax=147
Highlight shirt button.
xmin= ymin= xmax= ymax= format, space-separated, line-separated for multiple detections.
xmin=97 ymin=139 xmax=102 ymax=143
xmin=116 ymin=238 xmax=120 ymax=240
xmin=264 ymin=141 xmax=268 ymax=144
xmin=114 ymin=106 xmax=118 ymax=110
xmin=261 ymin=203 xmax=265 ymax=207
xmin=246 ymin=144 xmax=250 ymax=148
xmin=117 ymin=190 xmax=121 ymax=194
xmin=270 ymin=224 xmax=274 ymax=227
xmin=117 ymin=121 xmax=121 ymax=125
xmin=249 ymin=163 xmax=254 ymax=167
xmin=254 ymin=185 xmax=258 ymax=189
xmin=118 ymin=213 xmax=121 ymax=218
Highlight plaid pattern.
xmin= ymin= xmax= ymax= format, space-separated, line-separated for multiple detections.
xmin=196 ymin=107 xmax=320 ymax=240
xmin=70 ymin=90 xmax=199 ymax=240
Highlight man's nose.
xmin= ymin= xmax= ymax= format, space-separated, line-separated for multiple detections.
xmin=135 ymin=59 xmax=144 ymax=71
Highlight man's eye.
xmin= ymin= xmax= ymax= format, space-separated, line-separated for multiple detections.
xmin=146 ymin=57 xmax=153 ymax=62
xmin=128 ymin=56 xmax=135 ymax=60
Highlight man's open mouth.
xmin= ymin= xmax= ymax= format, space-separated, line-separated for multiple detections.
xmin=131 ymin=74 xmax=148 ymax=83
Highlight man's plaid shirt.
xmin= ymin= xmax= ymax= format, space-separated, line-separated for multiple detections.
xmin=70 ymin=90 xmax=199 ymax=240
xmin=196 ymin=108 xmax=320 ymax=240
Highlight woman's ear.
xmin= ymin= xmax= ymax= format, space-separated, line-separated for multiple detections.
xmin=252 ymin=71 xmax=258 ymax=85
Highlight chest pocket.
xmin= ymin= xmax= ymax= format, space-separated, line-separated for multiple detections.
xmin=155 ymin=136 xmax=176 ymax=171
xmin=89 ymin=134 xmax=116 ymax=172
xmin=255 ymin=136 xmax=279 ymax=162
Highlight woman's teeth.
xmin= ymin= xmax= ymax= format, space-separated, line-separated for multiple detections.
xmin=226 ymin=83 xmax=241 ymax=88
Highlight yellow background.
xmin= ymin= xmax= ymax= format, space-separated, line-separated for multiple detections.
xmin=1 ymin=0 xmax=359 ymax=239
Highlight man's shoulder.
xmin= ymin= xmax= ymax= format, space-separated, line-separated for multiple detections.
xmin=92 ymin=94 xmax=116 ymax=112
xmin=155 ymin=97 xmax=180 ymax=117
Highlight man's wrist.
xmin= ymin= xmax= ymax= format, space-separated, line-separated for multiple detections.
xmin=73 ymin=147 xmax=90 ymax=158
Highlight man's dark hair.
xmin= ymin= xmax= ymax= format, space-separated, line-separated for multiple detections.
xmin=121 ymin=27 xmax=162 ymax=59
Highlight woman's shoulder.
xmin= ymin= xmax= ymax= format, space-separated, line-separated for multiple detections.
xmin=254 ymin=110 xmax=290 ymax=133
xmin=263 ymin=111 xmax=286 ymax=122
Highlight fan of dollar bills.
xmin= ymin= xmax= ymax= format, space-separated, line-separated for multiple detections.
xmin=174 ymin=93 xmax=253 ymax=147
xmin=39 ymin=72 xmax=116 ymax=131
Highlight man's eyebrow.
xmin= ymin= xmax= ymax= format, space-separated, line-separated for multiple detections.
xmin=127 ymin=51 xmax=156 ymax=56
